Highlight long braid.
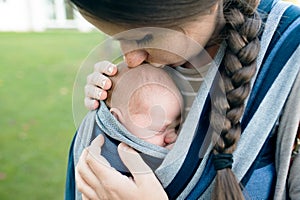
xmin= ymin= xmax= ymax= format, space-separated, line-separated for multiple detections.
xmin=210 ymin=0 xmax=262 ymax=199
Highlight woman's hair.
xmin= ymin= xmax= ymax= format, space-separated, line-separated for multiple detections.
xmin=70 ymin=0 xmax=262 ymax=199
xmin=210 ymin=0 xmax=261 ymax=199
xmin=70 ymin=0 xmax=218 ymax=27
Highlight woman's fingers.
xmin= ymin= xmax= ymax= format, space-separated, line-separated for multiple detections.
xmin=117 ymin=143 xmax=152 ymax=177
xmin=84 ymin=97 xmax=100 ymax=111
xmin=87 ymin=135 xmax=111 ymax=168
xmin=76 ymin=149 xmax=101 ymax=189
xmin=85 ymin=136 xmax=133 ymax=199
xmin=87 ymin=72 xmax=112 ymax=90
xmin=117 ymin=143 xmax=168 ymax=199
xmin=84 ymin=61 xmax=117 ymax=110
xmin=85 ymin=84 xmax=107 ymax=100
xmin=91 ymin=61 xmax=117 ymax=91
xmin=90 ymin=134 xmax=105 ymax=147
xmin=82 ymin=194 xmax=90 ymax=200
xmin=75 ymin=149 xmax=100 ymax=200
xmin=94 ymin=61 xmax=117 ymax=76
xmin=76 ymin=169 xmax=99 ymax=199
xmin=77 ymin=136 xmax=167 ymax=199
xmin=76 ymin=135 xmax=113 ymax=199
xmin=117 ymin=143 xmax=153 ymax=186
xmin=86 ymin=135 xmax=113 ymax=180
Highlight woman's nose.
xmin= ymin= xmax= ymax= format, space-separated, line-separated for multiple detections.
xmin=124 ymin=50 xmax=148 ymax=67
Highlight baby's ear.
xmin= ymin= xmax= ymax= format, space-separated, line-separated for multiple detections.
xmin=110 ymin=107 xmax=123 ymax=122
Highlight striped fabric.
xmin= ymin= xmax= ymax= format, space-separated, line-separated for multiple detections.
xmin=163 ymin=1 xmax=300 ymax=199
xmin=165 ymin=63 xmax=211 ymax=118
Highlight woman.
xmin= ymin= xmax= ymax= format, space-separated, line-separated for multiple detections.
xmin=65 ymin=0 xmax=300 ymax=199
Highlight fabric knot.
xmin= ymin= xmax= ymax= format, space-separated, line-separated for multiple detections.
xmin=212 ymin=153 xmax=233 ymax=170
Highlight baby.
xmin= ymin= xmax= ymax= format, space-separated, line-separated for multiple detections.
xmin=92 ymin=63 xmax=183 ymax=173
xmin=105 ymin=62 xmax=183 ymax=147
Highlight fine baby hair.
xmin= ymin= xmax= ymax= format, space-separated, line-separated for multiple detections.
xmin=105 ymin=62 xmax=184 ymax=144
xmin=105 ymin=62 xmax=183 ymax=116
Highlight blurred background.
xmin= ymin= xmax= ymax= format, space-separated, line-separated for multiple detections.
xmin=0 ymin=0 xmax=106 ymax=199
xmin=0 ymin=0 xmax=299 ymax=199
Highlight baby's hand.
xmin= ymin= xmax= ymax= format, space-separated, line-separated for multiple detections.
xmin=85 ymin=61 xmax=117 ymax=110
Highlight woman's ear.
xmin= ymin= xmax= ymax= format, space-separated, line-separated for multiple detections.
xmin=110 ymin=107 xmax=124 ymax=122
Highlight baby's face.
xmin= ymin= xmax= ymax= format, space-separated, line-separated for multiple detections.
xmin=122 ymin=88 xmax=182 ymax=147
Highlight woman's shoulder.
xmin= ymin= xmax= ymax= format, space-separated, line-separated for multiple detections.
xmin=259 ymin=0 xmax=300 ymax=51
xmin=259 ymin=0 xmax=300 ymax=16
xmin=257 ymin=0 xmax=300 ymax=71
xmin=242 ymin=0 xmax=300 ymax=129
xmin=260 ymin=0 xmax=300 ymax=39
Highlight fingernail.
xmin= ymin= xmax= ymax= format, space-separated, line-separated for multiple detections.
xmin=93 ymin=100 xmax=98 ymax=109
xmin=97 ymin=90 xmax=102 ymax=99
xmin=151 ymin=63 xmax=165 ymax=68
xmin=100 ymin=79 xmax=106 ymax=88
xmin=107 ymin=65 xmax=115 ymax=74
xmin=119 ymin=143 xmax=129 ymax=151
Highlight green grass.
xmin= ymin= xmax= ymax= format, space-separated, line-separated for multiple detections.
xmin=0 ymin=30 xmax=106 ymax=199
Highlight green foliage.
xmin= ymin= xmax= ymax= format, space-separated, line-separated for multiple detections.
xmin=0 ymin=30 xmax=105 ymax=199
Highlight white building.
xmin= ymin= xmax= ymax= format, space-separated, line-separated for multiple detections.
xmin=0 ymin=0 xmax=94 ymax=32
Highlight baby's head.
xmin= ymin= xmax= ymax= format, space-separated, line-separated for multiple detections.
xmin=106 ymin=63 xmax=183 ymax=147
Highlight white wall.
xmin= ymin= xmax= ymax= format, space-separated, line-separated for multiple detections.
xmin=0 ymin=0 xmax=31 ymax=31
xmin=0 ymin=0 xmax=94 ymax=32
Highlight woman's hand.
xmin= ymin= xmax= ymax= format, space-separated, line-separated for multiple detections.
xmin=85 ymin=61 xmax=117 ymax=110
xmin=75 ymin=135 xmax=168 ymax=200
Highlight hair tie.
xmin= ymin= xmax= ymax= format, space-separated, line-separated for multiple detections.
xmin=213 ymin=153 xmax=233 ymax=170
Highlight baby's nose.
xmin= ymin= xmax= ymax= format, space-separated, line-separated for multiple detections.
xmin=156 ymin=133 xmax=167 ymax=147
